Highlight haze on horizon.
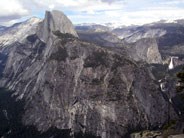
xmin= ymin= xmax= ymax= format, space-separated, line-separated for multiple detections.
xmin=1 ymin=0 xmax=184 ymax=26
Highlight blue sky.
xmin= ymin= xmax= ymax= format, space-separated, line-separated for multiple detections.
xmin=1 ymin=0 xmax=184 ymax=26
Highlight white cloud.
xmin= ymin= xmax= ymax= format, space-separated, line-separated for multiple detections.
xmin=0 ymin=0 xmax=28 ymax=18
xmin=67 ymin=0 xmax=184 ymax=25
xmin=159 ymin=0 xmax=184 ymax=5
xmin=49 ymin=4 xmax=55 ymax=10
xmin=1 ymin=0 xmax=184 ymax=26
xmin=0 ymin=0 xmax=29 ymax=26
xmin=120 ymin=7 xmax=184 ymax=25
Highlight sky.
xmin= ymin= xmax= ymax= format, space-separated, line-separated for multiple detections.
xmin=1 ymin=0 xmax=184 ymax=26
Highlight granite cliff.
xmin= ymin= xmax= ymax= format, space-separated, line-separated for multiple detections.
xmin=0 ymin=10 xmax=182 ymax=138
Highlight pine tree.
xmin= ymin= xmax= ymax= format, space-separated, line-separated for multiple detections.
xmin=175 ymin=67 xmax=184 ymax=119
xmin=176 ymin=67 xmax=184 ymax=93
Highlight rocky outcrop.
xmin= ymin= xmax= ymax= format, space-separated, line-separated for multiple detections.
xmin=0 ymin=10 xmax=179 ymax=138
xmin=0 ymin=17 xmax=41 ymax=47
xmin=77 ymin=31 xmax=121 ymax=47
xmin=112 ymin=26 xmax=166 ymax=43
xmin=130 ymin=130 xmax=162 ymax=138
xmin=168 ymin=134 xmax=184 ymax=138
xmin=112 ymin=22 xmax=184 ymax=65
xmin=2 ymin=33 xmax=178 ymax=138
xmin=77 ymin=24 xmax=163 ymax=64
xmin=125 ymin=38 xmax=162 ymax=64
xmin=130 ymin=131 xmax=184 ymax=138
xmin=36 ymin=10 xmax=78 ymax=60
xmin=37 ymin=10 xmax=78 ymax=43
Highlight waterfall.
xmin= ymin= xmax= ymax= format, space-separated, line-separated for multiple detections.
xmin=168 ymin=56 xmax=178 ymax=70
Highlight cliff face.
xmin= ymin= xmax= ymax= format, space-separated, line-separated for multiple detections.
xmin=37 ymin=10 xmax=78 ymax=43
xmin=0 ymin=17 xmax=41 ymax=47
xmin=112 ymin=22 xmax=184 ymax=65
xmin=2 ymin=34 xmax=177 ymax=138
xmin=0 ymin=11 xmax=179 ymax=138
xmin=76 ymin=26 xmax=163 ymax=64
xmin=125 ymin=38 xmax=162 ymax=64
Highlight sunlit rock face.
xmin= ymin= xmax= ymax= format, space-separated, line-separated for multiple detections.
xmin=113 ymin=27 xmax=167 ymax=43
xmin=0 ymin=10 xmax=178 ymax=138
xmin=36 ymin=10 xmax=78 ymax=60
xmin=0 ymin=17 xmax=41 ymax=47
xmin=125 ymin=38 xmax=162 ymax=64
xmin=37 ymin=10 xmax=78 ymax=43
xmin=76 ymin=25 xmax=163 ymax=64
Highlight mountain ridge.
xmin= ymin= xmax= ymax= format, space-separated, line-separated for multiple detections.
xmin=0 ymin=10 xmax=183 ymax=138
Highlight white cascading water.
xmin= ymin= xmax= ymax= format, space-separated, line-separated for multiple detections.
xmin=168 ymin=56 xmax=178 ymax=70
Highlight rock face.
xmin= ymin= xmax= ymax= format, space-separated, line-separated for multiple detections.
xmin=168 ymin=134 xmax=184 ymax=138
xmin=125 ymin=38 xmax=162 ymax=64
xmin=0 ymin=17 xmax=41 ymax=47
xmin=2 ymin=34 xmax=177 ymax=138
xmin=112 ymin=26 xmax=166 ymax=43
xmin=0 ymin=11 xmax=184 ymax=138
xmin=130 ymin=131 xmax=184 ymax=138
xmin=77 ymin=31 xmax=121 ymax=47
xmin=130 ymin=130 xmax=162 ymax=138
xmin=112 ymin=26 xmax=167 ymax=43
xmin=36 ymin=10 xmax=78 ymax=60
xmin=0 ymin=10 xmax=179 ymax=138
xmin=37 ymin=10 xmax=78 ymax=43
xmin=77 ymin=24 xmax=163 ymax=64
xmin=112 ymin=22 xmax=184 ymax=65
